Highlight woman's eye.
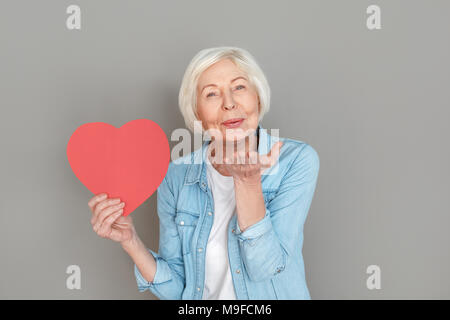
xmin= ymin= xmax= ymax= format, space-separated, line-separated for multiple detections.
xmin=206 ymin=86 xmax=244 ymax=97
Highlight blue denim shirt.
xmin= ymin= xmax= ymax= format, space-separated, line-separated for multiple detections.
xmin=134 ymin=125 xmax=320 ymax=299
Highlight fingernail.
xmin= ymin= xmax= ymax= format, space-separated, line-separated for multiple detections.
xmin=119 ymin=202 xmax=125 ymax=207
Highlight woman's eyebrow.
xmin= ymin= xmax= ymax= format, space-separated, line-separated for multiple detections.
xmin=230 ymin=76 xmax=247 ymax=83
xmin=201 ymin=76 xmax=248 ymax=92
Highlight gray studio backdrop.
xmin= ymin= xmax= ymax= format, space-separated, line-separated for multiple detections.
xmin=1 ymin=0 xmax=449 ymax=299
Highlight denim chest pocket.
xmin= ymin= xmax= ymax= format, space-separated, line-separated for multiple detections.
xmin=175 ymin=211 xmax=200 ymax=255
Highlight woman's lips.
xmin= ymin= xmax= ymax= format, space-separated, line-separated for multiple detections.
xmin=222 ymin=118 xmax=245 ymax=128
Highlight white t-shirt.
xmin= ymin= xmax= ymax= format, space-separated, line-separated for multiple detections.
xmin=202 ymin=147 xmax=238 ymax=300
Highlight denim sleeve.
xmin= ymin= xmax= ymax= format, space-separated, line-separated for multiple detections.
xmin=234 ymin=144 xmax=320 ymax=282
xmin=133 ymin=174 xmax=186 ymax=299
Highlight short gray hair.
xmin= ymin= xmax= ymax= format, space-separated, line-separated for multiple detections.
xmin=178 ymin=46 xmax=271 ymax=133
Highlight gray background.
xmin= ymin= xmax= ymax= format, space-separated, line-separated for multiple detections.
xmin=1 ymin=0 xmax=449 ymax=299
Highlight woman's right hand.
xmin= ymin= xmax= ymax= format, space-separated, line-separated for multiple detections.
xmin=88 ymin=193 xmax=136 ymax=244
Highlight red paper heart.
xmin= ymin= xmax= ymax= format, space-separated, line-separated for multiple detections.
xmin=67 ymin=119 xmax=170 ymax=216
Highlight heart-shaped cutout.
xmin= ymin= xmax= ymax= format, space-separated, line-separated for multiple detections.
xmin=67 ymin=119 xmax=170 ymax=216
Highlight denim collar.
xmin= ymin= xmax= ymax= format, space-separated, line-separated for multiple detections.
xmin=184 ymin=124 xmax=275 ymax=189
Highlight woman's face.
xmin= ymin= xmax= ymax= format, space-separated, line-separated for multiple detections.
xmin=196 ymin=58 xmax=260 ymax=142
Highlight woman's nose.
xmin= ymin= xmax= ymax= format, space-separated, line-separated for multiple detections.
xmin=224 ymin=104 xmax=235 ymax=110
xmin=223 ymin=91 xmax=236 ymax=110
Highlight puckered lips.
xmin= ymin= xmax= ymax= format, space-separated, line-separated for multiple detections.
xmin=221 ymin=118 xmax=245 ymax=128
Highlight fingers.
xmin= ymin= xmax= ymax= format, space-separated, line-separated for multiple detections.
xmin=248 ymin=150 xmax=259 ymax=165
xmin=90 ymin=197 xmax=120 ymax=228
xmin=236 ymin=151 xmax=246 ymax=164
xmin=92 ymin=201 xmax=125 ymax=233
xmin=236 ymin=141 xmax=283 ymax=166
xmin=93 ymin=197 xmax=121 ymax=219
xmin=261 ymin=141 xmax=283 ymax=167
xmin=219 ymin=140 xmax=283 ymax=169
xmin=88 ymin=193 xmax=107 ymax=212
xmin=267 ymin=141 xmax=283 ymax=158
xmin=269 ymin=141 xmax=283 ymax=165
xmin=224 ymin=155 xmax=233 ymax=165
xmin=225 ymin=150 xmax=258 ymax=165
xmin=96 ymin=208 xmax=124 ymax=238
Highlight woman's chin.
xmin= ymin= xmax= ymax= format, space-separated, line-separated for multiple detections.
xmin=222 ymin=127 xmax=250 ymax=141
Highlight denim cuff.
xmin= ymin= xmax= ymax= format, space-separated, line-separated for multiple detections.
xmin=235 ymin=208 xmax=272 ymax=241
xmin=134 ymin=249 xmax=172 ymax=291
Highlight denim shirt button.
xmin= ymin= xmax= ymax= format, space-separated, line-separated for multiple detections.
xmin=198 ymin=248 xmax=203 ymax=252
xmin=236 ymin=269 xmax=240 ymax=274
xmin=208 ymin=211 xmax=212 ymax=216
xmin=180 ymin=221 xmax=185 ymax=226
xmin=197 ymin=287 xmax=201 ymax=292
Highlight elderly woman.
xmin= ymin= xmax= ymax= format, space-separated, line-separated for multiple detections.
xmin=87 ymin=47 xmax=319 ymax=300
